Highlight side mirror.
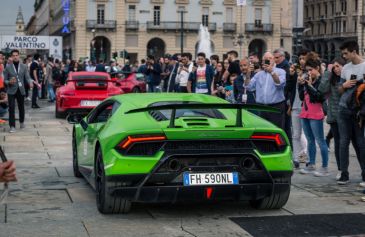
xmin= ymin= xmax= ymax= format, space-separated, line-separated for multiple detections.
xmin=67 ymin=113 xmax=84 ymax=124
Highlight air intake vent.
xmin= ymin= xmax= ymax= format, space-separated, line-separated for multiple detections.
xmin=186 ymin=122 xmax=210 ymax=126
xmin=149 ymin=111 xmax=166 ymax=121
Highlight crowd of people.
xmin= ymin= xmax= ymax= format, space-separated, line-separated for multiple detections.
xmin=1 ymin=42 xmax=365 ymax=201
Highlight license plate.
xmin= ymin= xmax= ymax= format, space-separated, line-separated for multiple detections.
xmin=80 ymin=100 xmax=101 ymax=107
xmin=183 ymin=172 xmax=239 ymax=186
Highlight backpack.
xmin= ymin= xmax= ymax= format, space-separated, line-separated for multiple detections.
xmin=52 ymin=66 xmax=61 ymax=81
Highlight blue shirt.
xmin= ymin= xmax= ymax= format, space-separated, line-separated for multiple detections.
xmin=246 ymin=67 xmax=286 ymax=105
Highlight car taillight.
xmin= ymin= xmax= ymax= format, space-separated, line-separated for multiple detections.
xmin=117 ymin=134 xmax=166 ymax=150
xmin=250 ymin=133 xmax=286 ymax=147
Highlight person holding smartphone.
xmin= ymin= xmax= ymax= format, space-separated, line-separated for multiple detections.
xmin=336 ymin=41 xmax=365 ymax=186
xmin=244 ymin=52 xmax=287 ymax=130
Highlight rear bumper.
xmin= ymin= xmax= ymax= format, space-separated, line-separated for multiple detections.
xmin=57 ymin=95 xmax=106 ymax=112
xmin=106 ymin=171 xmax=292 ymax=203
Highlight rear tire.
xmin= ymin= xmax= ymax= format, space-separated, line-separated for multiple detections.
xmin=55 ymin=106 xmax=65 ymax=118
xmin=95 ymin=149 xmax=131 ymax=214
xmin=250 ymin=177 xmax=291 ymax=209
xmin=132 ymin=87 xmax=141 ymax=93
xmin=72 ymin=129 xmax=82 ymax=178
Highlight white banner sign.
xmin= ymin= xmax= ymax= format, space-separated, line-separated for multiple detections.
xmin=237 ymin=0 xmax=246 ymax=6
xmin=0 ymin=35 xmax=63 ymax=60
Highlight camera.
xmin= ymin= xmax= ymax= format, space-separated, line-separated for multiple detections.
xmin=264 ymin=60 xmax=270 ymax=65
xmin=350 ymin=74 xmax=357 ymax=80
xmin=253 ymin=62 xmax=260 ymax=70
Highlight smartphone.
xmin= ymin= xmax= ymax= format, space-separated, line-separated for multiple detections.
xmin=350 ymin=74 xmax=357 ymax=80
xmin=0 ymin=146 xmax=7 ymax=162
xmin=264 ymin=60 xmax=270 ymax=65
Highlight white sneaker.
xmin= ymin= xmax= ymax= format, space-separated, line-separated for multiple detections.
xmin=359 ymin=182 xmax=365 ymax=188
xmin=9 ymin=127 xmax=16 ymax=133
xmin=362 ymin=196 xmax=365 ymax=202
xmin=314 ymin=167 xmax=330 ymax=177
xmin=336 ymin=172 xmax=342 ymax=181
xmin=25 ymin=97 xmax=31 ymax=101
xmin=300 ymin=164 xmax=316 ymax=174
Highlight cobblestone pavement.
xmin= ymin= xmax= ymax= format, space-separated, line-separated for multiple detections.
xmin=0 ymin=100 xmax=365 ymax=237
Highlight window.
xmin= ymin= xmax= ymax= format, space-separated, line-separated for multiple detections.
xmin=128 ymin=5 xmax=136 ymax=21
xmin=318 ymin=24 xmax=321 ymax=35
xmin=154 ymin=6 xmax=161 ymax=25
xmin=88 ymin=100 xmax=118 ymax=124
xmin=354 ymin=20 xmax=357 ymax=32
xmin=331 ymin=2 xmax=335 ymax=15
xmin=97 ymin=4 xmax=105 ymax=24
xmin=280 ymin=38 xmax=284 ymax=48
xmin=324 ymin=23 xmax=327 ymax=34
xmin=318 ymin=4 xmax=321 ymax=17
xmin=255 ymin=8 xmax=262 ymax=27
xmin=343 ymin=20 xmax=346 ymax=32
xmin=202 ymin=7 xmax=209 ymax=26
xmin=226 ymin=7 xmax=233 ymax=23
xmin=355 ymin=0 xmax=358 ymax=11
xmin=324 ymin=4 xmax=327 ymax=17
xmin=331 ymin=22 xmax=334 ymax=33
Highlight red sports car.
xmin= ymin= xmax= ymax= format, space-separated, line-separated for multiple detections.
xmin=111 ymin=72 xmax=146 ymax=93
xmin=55 ymin=72 xmax=123 ymax=118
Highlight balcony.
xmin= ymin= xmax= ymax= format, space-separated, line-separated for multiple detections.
xmin=223 ymin=23 xmax=237 ymax=32
xmin=245 ymin=23 xmax=273 ymax=34
xmin=125 ymin=21 xmax=139 ymax=30
xmin=86 ymin=20 xmax=117 ymax=31
xmin=146 ymin=21 xmax=217 ymax=32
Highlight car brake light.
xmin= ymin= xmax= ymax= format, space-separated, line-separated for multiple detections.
xmin=250 ymin=133 xmax=286 ymax=147
xmin=118 ymin=134 xmax=166 ymax=149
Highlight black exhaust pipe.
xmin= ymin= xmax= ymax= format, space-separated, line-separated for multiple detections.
xmin=167 ymin=159 xmax=181 ymax=172
xmin=241 ymin=157 xmax=256 ymax=170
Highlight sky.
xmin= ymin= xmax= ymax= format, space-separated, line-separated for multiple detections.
xmin=0 ymin=0 xmax=34 ymax=35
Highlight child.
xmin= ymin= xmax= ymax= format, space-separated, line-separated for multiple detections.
xmin=225 ymin=73 xmax=237 ymax=103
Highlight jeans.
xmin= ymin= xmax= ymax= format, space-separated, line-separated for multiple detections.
xmin=147 ymin=84 xmax=161 ymax=93
xmin=337 ymin=112 xmax=365 ymax=179
xmin=329 ymin=123 xmax=340 ymax=171
xmin=47 ymin=83 xmax=55 ymax=101
xmin=0 ymin=106 xmax=7 ymax=117
xmin=291 ymin=109 xmax=307 ymax=161
xmin=32 ymin=84 xmax=39 ymax=106
xmin=301 ymin=118 xmax=329 ymax=167
xmin=8 ymin=89 xmax=25 ymax=127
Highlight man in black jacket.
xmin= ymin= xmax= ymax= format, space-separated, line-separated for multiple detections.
xmin=146 ymin=55 xmax=162 ymax=92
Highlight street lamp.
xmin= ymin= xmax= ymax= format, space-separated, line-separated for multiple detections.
xmin=91 ymin=29 xmax=96 ymax=62
xmin=177 ymin=9 xmax=187 ymax=55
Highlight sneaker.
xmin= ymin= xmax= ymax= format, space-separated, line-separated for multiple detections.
xmin=32 ymin=104 xmax=41 ymax=109
xmin=300 ymin=164 xmax=316 ymax=174
xmin=336 ymin=172 xmax=342 ymax=181
xmin=314 ymin=167 xmax=330 ymax=177
xmin=20 ymin=123 xmax=25 ymax=129
xmin=337 ymin=173 xmax=350 ymax=185
xmin=362 ymin=196 xmax=365 ymax=202
xmin=9 ymin=127 xmax=16 ymax=133
xmin=359 ymin=182 xmax=365 ymax=188
xmin=25 ymin=97 xmax=31 ymax=101
xmin=293 ymin=161 xmax=300 ymax=169
xmin=298 ymin=153 xmax=308 ymax=163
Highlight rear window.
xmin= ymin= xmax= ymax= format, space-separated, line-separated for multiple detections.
xmin=72 ymin=75 xmax=108 ymax=80
xmin=149 ymin=101 xmax=226 ymax=120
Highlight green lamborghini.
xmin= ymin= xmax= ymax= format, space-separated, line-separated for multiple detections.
xmin=68 ymin=93 xmax=293 ymax=214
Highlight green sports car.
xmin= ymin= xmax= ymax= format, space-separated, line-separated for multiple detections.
xmin=69 ymin=93 xmax=293 ymax=214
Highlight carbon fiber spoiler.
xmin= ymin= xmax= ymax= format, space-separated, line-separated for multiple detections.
xmin=125 ymin=103 xmax=279 ymax=128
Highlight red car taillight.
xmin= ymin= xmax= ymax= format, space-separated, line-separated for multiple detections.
xmin=117 ymin=134 xmax=166 ymax=150
xmin=250 ymin=133 xmax=286 ymax=147
xmin=62 ymin=92 xmax=75 ymax=96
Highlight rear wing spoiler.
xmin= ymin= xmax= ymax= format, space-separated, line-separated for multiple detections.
xmin=125 ymin=103 xmax=279 ymax=128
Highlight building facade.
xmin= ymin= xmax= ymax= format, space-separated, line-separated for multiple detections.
xmin=303 ymin=0 xmax=365 ymax=62
xmin=28 ymin=0 xmax=293 ymax=62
